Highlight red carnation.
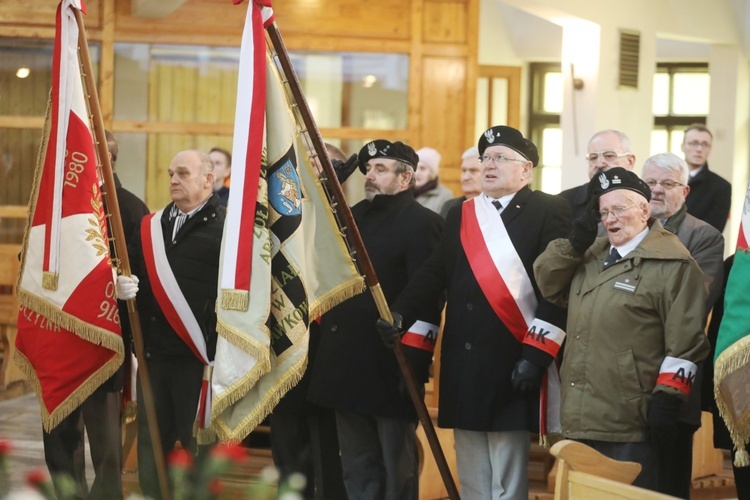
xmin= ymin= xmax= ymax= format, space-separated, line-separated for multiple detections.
xmin=210 ymin=443 xmax=247 ymax=465
xmin=208 ymin=478 xmax=223 ymax=496
xmin=25 ymin=468 xmax=48 ymax=486
xmin=0 ymin=440 xmax=12 ymax=456
xmin=167 ymin=448 xmax=193 ymax=469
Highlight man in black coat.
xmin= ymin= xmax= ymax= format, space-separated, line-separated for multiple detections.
xmin=42 ymin=130 xmax=149 ymax=500
xmin=558 ymin=129 xmax=636 ymax=220
xmin=117 ymin=149 xmax=225 ymax=499
xmin=681 ymin=123 xmax=732 ymax=232
xmin=381 ymin=126 xmax=571 ymax=499
xmin=308 ymin=140 xmax=444 ymax=500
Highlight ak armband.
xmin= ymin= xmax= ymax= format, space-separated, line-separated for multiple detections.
xmin=656 ymin=356 xmax=697 ymax=395
xmin=522 ymin=318 xmax=565 ymax=358
xmin=400 ymin=320 xmax=439 ymax=353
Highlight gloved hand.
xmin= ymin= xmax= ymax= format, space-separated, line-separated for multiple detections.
xmin=646 ymin=392 xmax=682 ymax=448
xmin=116 ymin=274 xmax=139 ymax=301
xmin=376 ymin=311 xmax=403 ymax=349
xmin=511 ymin=358 xmax=545 ymax=395
xmin=331 ymin=154 xmax=359 ymax=184
xmin=568 ymin=197 xmax=599 ymax=254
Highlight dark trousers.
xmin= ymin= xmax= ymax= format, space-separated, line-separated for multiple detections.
xmin=656 ymin=422 xmax=698 ymax=499
xmin=335 ymin=410 xmax=418 ymax=500
xmin=43 ymin=387 xmax=123 ymax=499
xmin=579 ymin=439 xmax=659 ymax=492
xmin=270 ymin=409 xmax=347 ymax=499
xmin=137 ymin=357 xmax=203 ymax=499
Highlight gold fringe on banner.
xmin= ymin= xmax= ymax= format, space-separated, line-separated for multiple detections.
xmin=221 ymin=289 xmax=250 ymax=311
xmin=122 ymin=401 xmax=137 ymax=425
xmin=714 ymin=334 xmax=750 ymax=467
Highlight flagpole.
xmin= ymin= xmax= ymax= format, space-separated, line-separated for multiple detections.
xmin=266 ymin=23 xmax=461 ymax=500
xmin=74 ymin=10 xmax=170 ymax=500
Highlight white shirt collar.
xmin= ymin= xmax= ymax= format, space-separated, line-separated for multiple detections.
xmin=689 ymin=166 xmax=704 ymax=178
xmin=611 ymin=226 xmax=649 ymax=258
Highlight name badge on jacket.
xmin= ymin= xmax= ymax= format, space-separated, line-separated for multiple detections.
xmin=612 ymin=274 xmax=639 ymax=295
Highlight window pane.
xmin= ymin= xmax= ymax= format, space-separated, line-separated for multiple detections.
xmin=652 ymin=73 xmax=670 ymax=116
xmin=651 ymin=129 xmax=668 ymax=156
xmin=491 ymin=78 xmax=509 ymax=126
xmin=670 ymin=130 xmax=685 ymax=154
xmin=541 ymin=127 xmax=562 ymax=167
xmin=475 ymin=77 xmax=489 ymax=141
xmin=672 ymin=73 xmax=710 ymax=115
xmin=543 ymin=72 xmax=563 ymax=113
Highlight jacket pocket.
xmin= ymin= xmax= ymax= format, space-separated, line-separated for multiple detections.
xmin=616 ymin=347 xmax=644 ymax=400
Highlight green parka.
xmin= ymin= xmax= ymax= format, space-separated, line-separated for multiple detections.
xmin=533 ymin=221 xmax=710 ymax=442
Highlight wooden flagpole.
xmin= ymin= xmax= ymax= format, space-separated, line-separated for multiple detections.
xmin=74 ymin=10 xmax=170 ymax=500
xmin=266 ymin=22 xmax=461 ymax=500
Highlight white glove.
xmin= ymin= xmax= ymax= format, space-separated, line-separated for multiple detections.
xmin=116 ymin=274 xmax=139 ymax=301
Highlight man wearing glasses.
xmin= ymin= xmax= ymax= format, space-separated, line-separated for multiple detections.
xmin=380 ymin=126 xmax=571 ymax=499
xmin=559 ymin=129 xmax=636 ymax=219
xmin=641 ymin=152 xmax=724 ymax=498
xmin=534 ymin=167 xmax=709 ymax=494
xmin=681 ymin=123 xmax=732 ymax=232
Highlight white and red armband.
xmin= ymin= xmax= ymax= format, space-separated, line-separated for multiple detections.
xmin=656 ymin=356 xmax=698 ymax=395
xmin=401 ymin=320 xmax=439 ymax=353
xmin=522 ymin=318 xmax=565 ymax=358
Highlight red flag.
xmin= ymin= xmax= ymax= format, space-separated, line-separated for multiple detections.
xmin=14 ymin=0 xmax=123 ymax=431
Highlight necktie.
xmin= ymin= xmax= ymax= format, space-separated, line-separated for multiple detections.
xmin=491 ymin=200 xmax=503 ymax=212
xmin=171 ymin=210 xmax=187 ymax=242
xmin=603 ymin=247 xmax=621 ymax=269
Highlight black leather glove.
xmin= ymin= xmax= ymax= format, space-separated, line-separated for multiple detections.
xmin=646 ymin=392 xmax=682 ymax=448
xmin=568 ymin=198 xmax=599 ymax=254
xmin=511 ymin=358 xmax=545 ymax=395
xmin=331 ymin=154 xmax=359 ymax=184
xmin=376 ymin=311 xmax=403 ymax=349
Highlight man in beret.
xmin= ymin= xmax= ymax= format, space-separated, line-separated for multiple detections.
xmin=559 ymin=129 xmax=636 ymax=219
xmin=308 ymin=140 xmax=444 ymax=500
xmin=534 ymin=167 xmax=710 ymax=492
xmin=379 ymin=126 xmax=571 ymax=499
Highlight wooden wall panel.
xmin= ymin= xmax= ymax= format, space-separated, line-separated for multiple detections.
xmin=0 ymin=0 xmax=102 ymax=30
xmin=422 ymin=0 xmax=468 ymax=44
xmin=420 ymin=56 xmax=468 ymax=196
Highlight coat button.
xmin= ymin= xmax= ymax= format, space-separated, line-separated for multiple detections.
xmin=570 ymin=382 xmax=575 ymax=387
xmin=466 ymin=303 xmax=473 ymax=311
xmin=575 ymin=335 xmax=580 ymax=340
xmin=146 ymin=352 xmax=151 ymax=358
xmin=150 ymin=317 xmax=156 ymax=323
xmin=465 ymin=342 xmax=471 ymax=350
xmin=575 ymin=289 xmax=580 ymax=295
xmin=203 ymin=217 xmax=208 ymax=221
xmin=330 ymin=324 xmax=338 ymax=332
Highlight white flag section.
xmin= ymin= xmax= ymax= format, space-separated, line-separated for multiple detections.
xmin=211 ymin=52 xmax=364 ymax=442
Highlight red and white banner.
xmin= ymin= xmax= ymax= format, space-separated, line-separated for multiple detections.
xmin=14 ymin=0 xmax=123 ymax=430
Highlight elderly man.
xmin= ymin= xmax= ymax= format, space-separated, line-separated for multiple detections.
xmin=439 ymin=146 xmax=482 ymax=219
xmin=308 ymin=140 xmax=443 ymax=500
xmin=379 ymin=126 xmax=571 ymax=499
xmin=534 ymin=167 xmax=710 ymax=492
xmin=117 ymin=150 xmax=226 ymax=499
xmin=641 ymin=152 xmax=724 ymax=498
xmin=559 ymin=130 xmax=636 ymax=219
xmin=681 ymin=123 xmax=732 ymax=232
xmin=414 ymin=146 xmax=453 ymax=213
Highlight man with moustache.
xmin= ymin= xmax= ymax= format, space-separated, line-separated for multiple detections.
xmin=681 ymin=123 xmax=732 ymax=232
xmin=308 ymin=140 xmax=443 ymax=500
xmin=379 ymin=126 xmax=571 ymax=499
xmin=534 ymin=167 xmax=710 ymax=493
xmin=559 ymin=130 xmax=636 ymax=219
xmin=439 ymin=146 xmax=482 ymax=219
xmin=641 ymin=152 xmax=724 ymax=498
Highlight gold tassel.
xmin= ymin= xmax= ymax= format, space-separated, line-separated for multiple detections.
xmin=122 ymin=401 xmax=137 ymax=425
xmin=735 ymin=448 xmax=750 ymax=468
xmin=221 ymin=289 xmax=249 ymax=311
xmin=42 ymin=272 xmax=59 ymax=291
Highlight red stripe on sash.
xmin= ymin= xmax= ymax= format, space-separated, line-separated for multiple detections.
xmin=140 ymin=213 xmax=206 ymax=363
xmin=460 ymin=200 xmax=528 ymax=342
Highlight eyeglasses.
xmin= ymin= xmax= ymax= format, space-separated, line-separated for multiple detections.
xmin=644 ymin=179 xmax=684 ymax=190
xmin=598 ymin=204 xmax=635 ymax=221
xmin=685 ymin=141 xmax=711 ymax=149
xmin=480 ymin=153 xmax=527 ymax=165
xmin=586 ymin=151 xmax=632 ymax=163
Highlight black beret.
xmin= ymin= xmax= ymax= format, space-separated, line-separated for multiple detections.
xmin=358 ymin=140 xmax=419 ymax=174
xmin=589 ymin=167 xmax=651 ymax=202
xmin=478 ymin=125 xmax=539 ymax=167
